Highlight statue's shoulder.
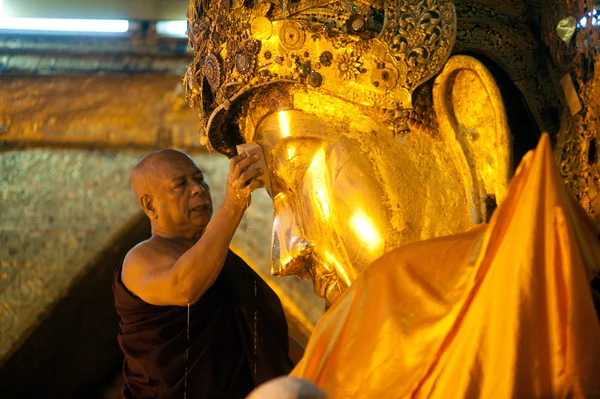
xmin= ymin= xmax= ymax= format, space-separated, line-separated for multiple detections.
xmin=403 ymin=225 xmax=485 ymax=258
xmin=367 ymin=225 xmax=487 ymax=280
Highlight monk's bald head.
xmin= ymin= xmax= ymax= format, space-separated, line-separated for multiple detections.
xmin=130 ymin=149 xmax=199 ymax=205
xmin=247 ymin=377 xmax=326 ymax=399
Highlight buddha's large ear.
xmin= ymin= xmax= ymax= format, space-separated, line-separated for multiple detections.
xmin=433 ymin=55 xmax=512 ymax=223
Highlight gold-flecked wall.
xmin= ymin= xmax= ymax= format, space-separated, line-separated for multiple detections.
xmin=0 ymin=75 xmax=203 ymax=150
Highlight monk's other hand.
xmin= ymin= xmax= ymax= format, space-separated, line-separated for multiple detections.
xmin=224 ymin=153 xmax=264 ymax=212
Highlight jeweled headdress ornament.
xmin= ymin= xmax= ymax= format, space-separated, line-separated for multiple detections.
xmin=185 ymin=0 xmax=457 ymax=156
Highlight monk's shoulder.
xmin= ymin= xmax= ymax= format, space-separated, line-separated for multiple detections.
xmin=123 ymin=239 xmax=177 ymax=276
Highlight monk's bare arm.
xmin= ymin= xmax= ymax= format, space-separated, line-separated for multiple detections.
xmin=122 ymin=204 xmax=244 ymax=306
xmin=123 ymin=153 xmax=264 ymax=306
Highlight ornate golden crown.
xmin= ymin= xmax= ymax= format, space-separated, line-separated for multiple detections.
xmin=185 ymin=0 xmax=457 ymax=156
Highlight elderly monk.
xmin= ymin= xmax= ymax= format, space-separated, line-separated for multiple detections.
xmin=113 ymin=149 xmax=295 ymax=399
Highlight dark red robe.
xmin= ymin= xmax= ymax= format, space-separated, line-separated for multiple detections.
xmin=113 ymin=250 xmax=293 ymax=399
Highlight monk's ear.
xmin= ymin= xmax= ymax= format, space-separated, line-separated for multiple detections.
xmin=140 ymin=194 xmax=158 ymax=220
xmin=433 ymin=55 xmax=512 ymax=223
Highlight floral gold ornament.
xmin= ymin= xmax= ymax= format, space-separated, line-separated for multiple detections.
xmin=308 ymin=72 xmax=323 ymax=87
xmin=243 ymin=38 xmax=262 ymax=55
xmin=370 ymin=64 xmax=399 ymax=91
xmin=251 ymin=16 xmax=273 ymax=40
xmin=300 ymin=62 xmax=312 ymax=76
xmin=279 ymin=20 xmax=306 ymax=51
xmin=202 ymin=53 xmax=223 ymax=90
xmin=337 ymin=51 xmax=363 ymax=80
xmin=235 ymin=52 xmax=254 ymax=76
xmin=347 ymin=13 xmax=367 ymax=34
xmin=319 ymin=51 xmax=333 ymax=67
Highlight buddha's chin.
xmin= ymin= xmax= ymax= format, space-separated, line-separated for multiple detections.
xmin=323 ymin=280 xmax=344 ymax=310
xmin=309 ymin=259 xmax=346 ymax=309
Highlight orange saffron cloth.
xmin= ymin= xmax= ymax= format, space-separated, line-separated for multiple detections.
xmin=291 ymin=135 xmax=600 ymax=398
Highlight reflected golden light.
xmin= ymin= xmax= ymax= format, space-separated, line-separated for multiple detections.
xmin=307 ymin=148 xmax=331 ymax=219
xmin=286 ymin=144 xmax=297 ymax=160
xmin=317 ymin=188 xmax=330 ymax=218
xmin=278 ymin=111 xmax=291 ymax=138
xmin=349 ymin=209 xmax=384 ymax=253
xmin=309 ymin=147 xmax=324 ymax=170
xmin=323 ymin=250 xmax=353 ymax=287
xmin=281 ymin=255 xmax=293 ymax=267
xmin=278 ymin=111 xmax=296 ymax=159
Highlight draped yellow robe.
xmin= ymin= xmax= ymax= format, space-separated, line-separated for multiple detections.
xmin=291 ymin=135 xmax=600 ymax=398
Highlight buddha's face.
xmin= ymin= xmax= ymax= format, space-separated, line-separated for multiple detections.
xmin=256 ymin=110 xmax=390 ymax=306
xmin=248 ymin=90 xmax=487 ymax=307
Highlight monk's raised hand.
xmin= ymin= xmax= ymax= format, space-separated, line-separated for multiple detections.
xmin=224 ymin=153 xmax=265 ymax=213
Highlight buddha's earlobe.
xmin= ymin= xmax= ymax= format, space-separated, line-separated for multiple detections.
xmin=433 ymin=55 xmax=512 ymax=224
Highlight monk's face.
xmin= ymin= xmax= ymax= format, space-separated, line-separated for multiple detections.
xmin=151 ymin=154 xmax=213 ymax=235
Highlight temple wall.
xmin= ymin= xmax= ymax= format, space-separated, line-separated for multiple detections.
xmin=0 ymin=75 xmax=203 ymax=150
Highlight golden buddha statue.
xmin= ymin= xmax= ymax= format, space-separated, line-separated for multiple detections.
xmin=185 ymin=0 xmax=600 ymax=396
xmin=185 ymin=0 xmax=515 ymax=306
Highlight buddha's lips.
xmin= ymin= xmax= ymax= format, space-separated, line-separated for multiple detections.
xmin=324 ymin=282 xmax=342 ymax=307
xmin=314 ymin=270 xmax=337 ymax=298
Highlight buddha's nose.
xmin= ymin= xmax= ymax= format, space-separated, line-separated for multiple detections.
xmin=271 ymin=231 xmax=315 ymax=277
xmin=270 ymin=192 xmax=315 ymax=276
